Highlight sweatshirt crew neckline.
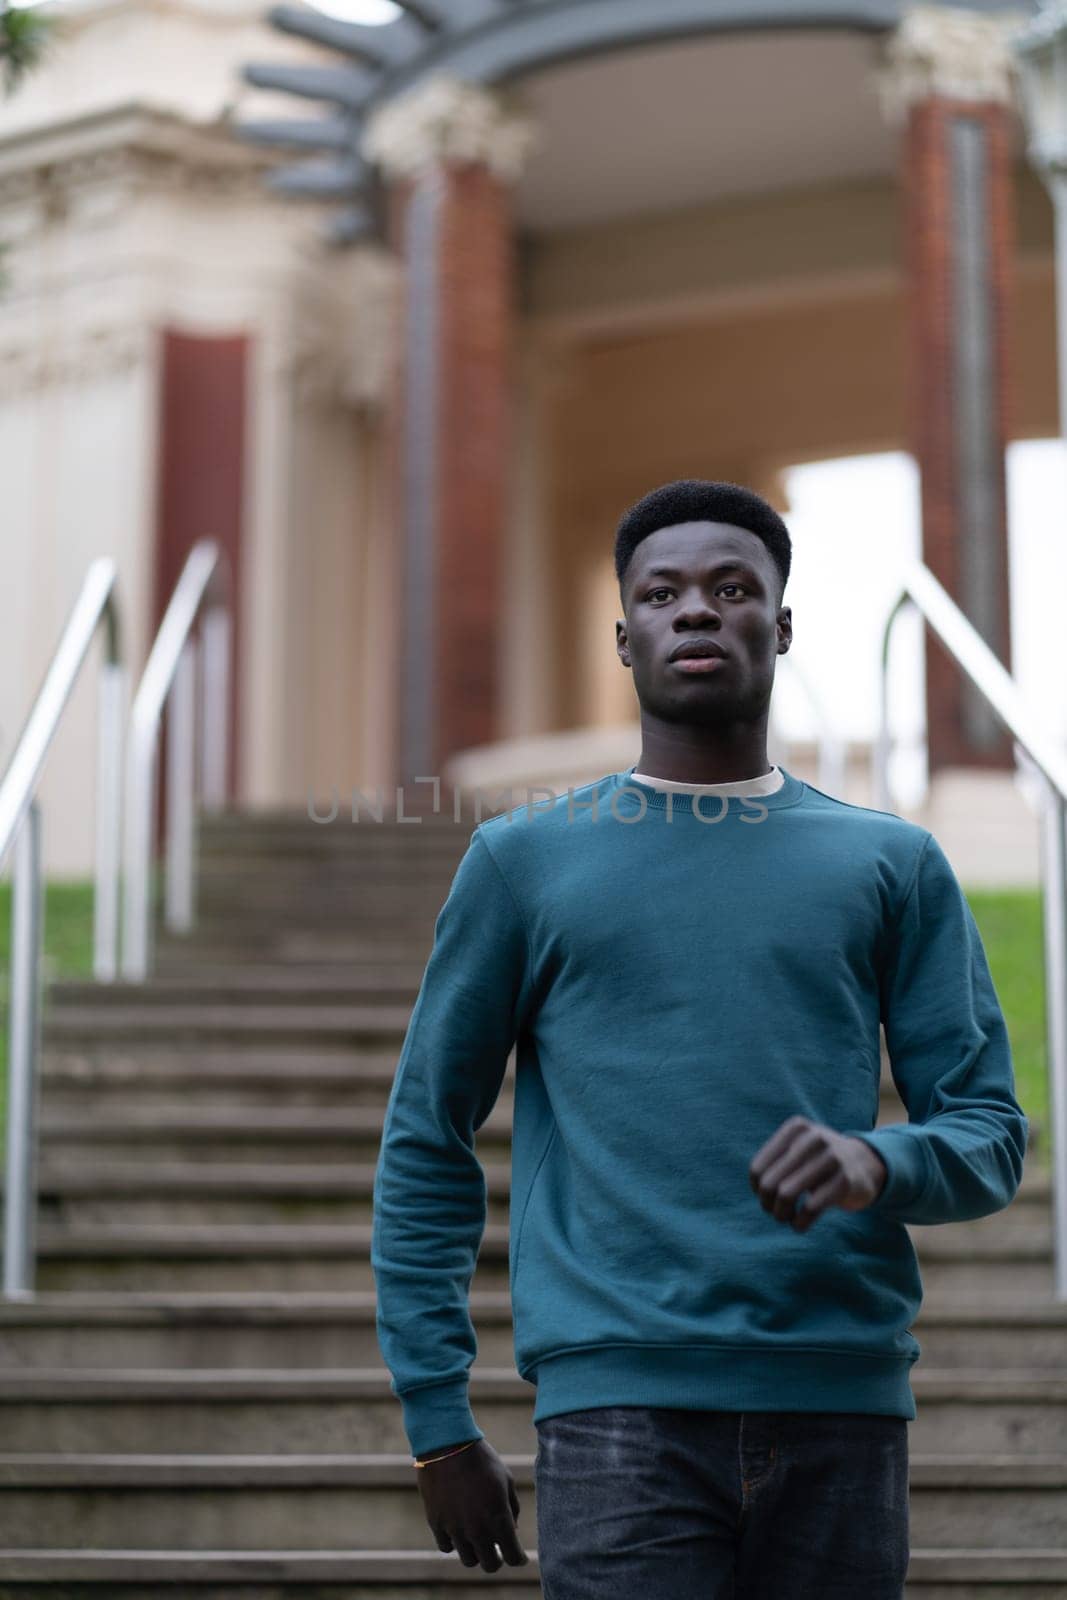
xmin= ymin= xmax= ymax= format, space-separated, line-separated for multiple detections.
xmin=630 ymin=764 xmax=784 ymax=797
xmin=616 ymin=763 xmax=807 ymax=812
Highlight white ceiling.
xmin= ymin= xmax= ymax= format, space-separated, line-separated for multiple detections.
xmin=514 ymin=29 xmax=901 ymax=230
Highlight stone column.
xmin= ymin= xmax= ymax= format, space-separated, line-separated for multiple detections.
xmin=363 ymin=77 xmax=538 ymax=786
xmin=880 ymin=5 xmax=1019 ymax=776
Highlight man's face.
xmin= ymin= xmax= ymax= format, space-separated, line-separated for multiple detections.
xmin=616 ymin=520 xmax=792 ymax=725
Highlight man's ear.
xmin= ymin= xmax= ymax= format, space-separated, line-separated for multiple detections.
xmin=616 ymin=619 xmax=631 ymax=667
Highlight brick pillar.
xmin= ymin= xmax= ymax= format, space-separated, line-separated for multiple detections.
xmin=154 ymin=329 xmax=248 ymax=843
xmin=366 ymin=79 xmax=537 ymax=785
xmin=881 ymin=7 xmax=1019 ymax=776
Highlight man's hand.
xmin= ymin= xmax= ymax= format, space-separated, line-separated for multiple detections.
xmin=415 ymin=1437 xmax=529 ymax=1571
xmin=749 ymin=1116 xmax=888 ymax=1233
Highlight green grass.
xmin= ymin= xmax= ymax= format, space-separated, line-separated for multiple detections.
xmin=0 ymin=881 xmax=96 ymax=1140
xmin=0 ymin=882 xmax=1052 ymax=1158
xmin=966 ymin=888 xmax=1048 ymax=1155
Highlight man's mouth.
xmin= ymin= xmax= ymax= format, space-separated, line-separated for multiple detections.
xmin=668 ymin=640 xmax=729 ymax=673
xmin=668 ymin=640 xmax=727 ymax=663
xmin=671 ymin=656 xmax=728 ymax=674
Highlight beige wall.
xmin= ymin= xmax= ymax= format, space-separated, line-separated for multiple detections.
xmin=0 ymin=2 xmax=396 ymax=873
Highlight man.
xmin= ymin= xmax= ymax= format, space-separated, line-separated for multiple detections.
xmin=371 ymin=478 xmax=1028 ymax=1597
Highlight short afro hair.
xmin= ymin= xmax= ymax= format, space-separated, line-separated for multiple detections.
xmin=615 ymin=479 xmax=791 ymax=605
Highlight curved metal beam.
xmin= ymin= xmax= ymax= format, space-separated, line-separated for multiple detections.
xmin=266 ymin=153 xmax=369 ymax=198
xmin=251 ymin=0 xmax=1034 ymax=237
xmin=234 ymin=117 xmax=355 ymax=153
xmin=388 ymin=0 xmax=903 ymax=91
xmin=241 ymin=62 xmax=377 ymax=111
xmin=402 ymin=0 xmax=517 ymax=25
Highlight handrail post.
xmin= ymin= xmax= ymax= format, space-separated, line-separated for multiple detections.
xmin=122 ymin=721 xmax=159 ymax=983
xmin=120 ymin=541 xmax=232 ymax=981
xmin=165 ymin=637 xmax=198 ymax=933
xmin=3 ymin=802 xmax=44 ymax=1299
xmin=200 ymin=605 xmax=231 ymax=812
xmin=93 ymin=661 xmax=127 ymax=982
xmin=1039 ymin=778 xmax=1067 ymax=1301
xmin=873 ymin=591 xmax=912 ymax=816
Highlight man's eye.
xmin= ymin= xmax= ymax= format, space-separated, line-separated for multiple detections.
xmin=646 ymin=583 xmax=746 ymax=601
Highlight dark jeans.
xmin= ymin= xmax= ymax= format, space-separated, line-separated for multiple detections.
xmin=534 ymin=1404 xmax=909 ymax=1599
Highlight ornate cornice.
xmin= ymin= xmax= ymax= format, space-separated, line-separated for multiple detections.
xmin=361 ymin=74 xmax=539 ymax=184
xmin=0 ymin=105 xmax=278 ymax=245
xmin=877 ymin=5 xmax=1022 ymax=122
xmin=0 ymin=321 xmax=154 ymax=399
xmin=29 ymin=0 xmax=274 ymax=33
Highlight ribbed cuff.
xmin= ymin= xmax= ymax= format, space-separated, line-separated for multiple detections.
xmin=399 ymin=1378 xmax=484 ymax=1462
xmin=845 ymin=1125 xmax=932 ymax=1215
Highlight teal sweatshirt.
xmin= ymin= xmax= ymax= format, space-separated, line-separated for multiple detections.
xmin=371 ymin=765 xmax=1029 ymax=1460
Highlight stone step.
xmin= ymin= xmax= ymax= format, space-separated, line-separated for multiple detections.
xmin=197 ymin=813 xmax=483 ymax=835
xmin=159 ymin=896 xmax=443 ymax=920
xmin=0 ymin=1369 xmax=1064 ymax=1456
xmin=149 ymin=934 xmax=435 ymax=960
xmin=28 ymin=1218 xmax=1056 ymax=1296
xmin=3 ymin=1292 xmax=1066 ymax=1373
xmin=198 ymin=821 xmax=464 ymax=838
xmin=180 ymin=905 xmax=444 ymax=933
xmin=33 ymin=1160 xmax=512 ymax=1227
xmin=190 ymin=872 xmax=457 ymax=897
xmin=196 ymin=840 xmax=469 ymax=861
xmin=130 ymin=925 xmax=437 ymax=959
xmin=0 ymin=1547 xmax=1064 ymax=1597
xmin=194 ymin=851 xmax=464 ymax=872
xmin=192 ymin=856 xmax=461 ymax=877
xmin=138 ymin=934 xmax=426 ymax=962
xmin=32 ymin=1154 xmax=1051 ymax=1234
xmin=39 ymin=1049 xmax=406 ymax=1110
xmin=1 ymin=1451 xmax=1065 ymax=1551
xmin=47 ymin=973 xmax=426 ymax=1008
xmin=41 ymin=1004 xmax=413 ymax=1045
xmin=27 ymin=1223 xmax=497 ymax=1293
xmin=200 ymin=808 xmax=478 ymax=832
xmin=34 ymin=1105 xmax=512 ymax=1164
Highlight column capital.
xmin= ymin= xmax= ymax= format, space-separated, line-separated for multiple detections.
xmin=877 ymin=4 xmax=1020 ymax=123
xmin=283 ymin=245 xmax=398 ymax=412
xmin=362 ymin=74 xmax=539 ymax=184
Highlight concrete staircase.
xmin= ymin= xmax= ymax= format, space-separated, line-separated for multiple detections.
xmin=0 ymin=805 xmax=1064 ymax=1595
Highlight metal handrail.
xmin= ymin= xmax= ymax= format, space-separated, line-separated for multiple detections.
xmin=0 ymin=560 xmax=126 ymax=1298
xmin=771 ymin=652 xmax=848 ymax=799
xmin=874 ymin=558 xmax=1067 ymax=1301
xmin=121 ymin=541 xmax=233 ymax=982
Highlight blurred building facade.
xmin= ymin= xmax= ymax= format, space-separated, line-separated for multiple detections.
xmin=0 ymin=0 xmax=1057 ymax=876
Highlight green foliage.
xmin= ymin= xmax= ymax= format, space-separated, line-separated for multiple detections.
xmin=0 ymin=3 xmax=51 ymax=95
xmin=967 ymin=888 xmax=1048 ymax=1152
xmin=0 ymin=4 xmax=54 ymax=290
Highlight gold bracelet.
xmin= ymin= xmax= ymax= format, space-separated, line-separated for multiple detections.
xmin=413 ymin=1438 xmax=479 ymax=1469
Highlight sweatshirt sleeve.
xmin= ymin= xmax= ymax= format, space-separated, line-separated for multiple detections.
xmin=844 ymin=831 xmax=1029 ymax=1227
xmin=371 ymin=825 xmax=537 ymax=1461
